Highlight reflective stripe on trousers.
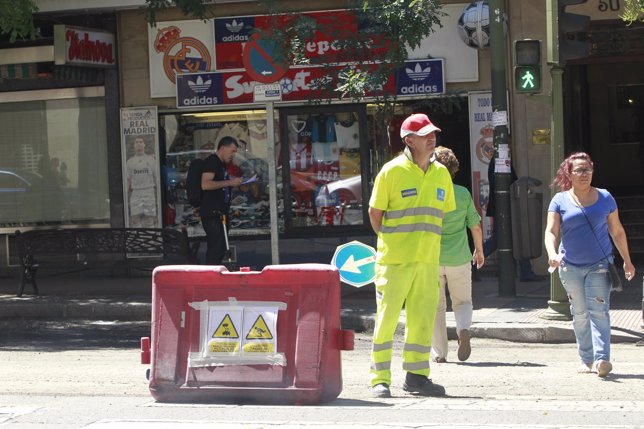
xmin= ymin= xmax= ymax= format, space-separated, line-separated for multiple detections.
xmin=370 ymin=262 xmax=439 ymax=387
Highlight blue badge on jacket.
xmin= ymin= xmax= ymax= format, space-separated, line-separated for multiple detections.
xmin=401 ymin=188 xmax=417 ymax=198
xmin=437 ymin=188 xmax=445 ymax=201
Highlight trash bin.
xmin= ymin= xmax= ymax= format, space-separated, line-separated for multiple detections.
xmin=141 ymin=263 xmax=354 ymax=404
xmin=510 ymin=176 xmax=543 ymax=260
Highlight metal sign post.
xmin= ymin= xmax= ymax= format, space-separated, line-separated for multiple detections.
xmin=254 ymin=84 xmax=282 ymax=265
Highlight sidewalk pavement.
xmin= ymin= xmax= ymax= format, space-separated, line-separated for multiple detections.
xmin=1 ymin=268 xmax=642 ymax=344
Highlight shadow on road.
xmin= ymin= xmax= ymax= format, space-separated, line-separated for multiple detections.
xmin=0 ymin=320 xmax=150 ymax=351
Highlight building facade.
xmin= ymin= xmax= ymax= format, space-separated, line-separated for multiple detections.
xmin=1 ymin=0 xmax=642 ymax=272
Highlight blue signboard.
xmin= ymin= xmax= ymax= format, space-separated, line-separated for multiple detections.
xmin=331 ymin=241 xmax=377 ymax=287
xmin=176 ymin=72 xmax=224 ymax=108
xmin=396 ymin=59 xmax=445 ymax=96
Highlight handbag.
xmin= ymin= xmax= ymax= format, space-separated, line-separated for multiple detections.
xmin=569 ymin=191 xmax=624 ymax=292
xmin=607 ymin=262 xmax=623 ymax=292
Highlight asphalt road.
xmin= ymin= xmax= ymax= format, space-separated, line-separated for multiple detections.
xmin=1 ymin=322 xmax=643 ymax=428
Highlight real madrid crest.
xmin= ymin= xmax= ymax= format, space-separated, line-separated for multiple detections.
xmin=475 ymin=125 xmax=495 ymax=164
xmin=154 ymin=26 xmax=212 ymax=83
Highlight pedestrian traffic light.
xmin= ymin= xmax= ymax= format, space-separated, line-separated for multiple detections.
xmin=514 ymin=39 xmax=541 ymax=94
xmin=558 ymin=0 xmax=590 ymax=63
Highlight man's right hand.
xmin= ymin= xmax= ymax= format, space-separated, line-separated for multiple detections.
xmin=229 ymin=177 xmax=243 ymax=187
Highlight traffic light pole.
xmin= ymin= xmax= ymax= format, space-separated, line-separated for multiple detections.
xmin=489 ymin=0 xmax=515 ymax=296
xmin=541 ymin=0 xmax=572 ymax=320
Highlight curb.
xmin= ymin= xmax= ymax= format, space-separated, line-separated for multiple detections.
xmin=2 ymin=298 xmax=642 ymax=344
xmin=340 ymin=312 xmax=644 ymax=344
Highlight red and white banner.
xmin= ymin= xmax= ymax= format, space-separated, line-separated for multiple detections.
xmin=468 ymin=91 xmax=495 ymax=243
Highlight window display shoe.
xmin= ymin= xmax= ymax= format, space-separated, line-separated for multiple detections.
xmin=595 ymin=360 xmax=612 ymax=378
xmin=457 ymin=329 xmax=471 ymax=361
xmin=402 ymin=372 xmax=446 ymax=397
xmin=371 ymin=383 xmax=391 ymax=398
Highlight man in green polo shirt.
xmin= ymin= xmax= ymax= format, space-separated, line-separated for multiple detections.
xmin=431 ymin=146 xmax=484 ymax=364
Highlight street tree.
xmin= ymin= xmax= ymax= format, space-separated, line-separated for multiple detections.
xmin=0 ymin=0 xmax=38 ymax=41
xmin=621 ymin=0 xmax=644 ymax=24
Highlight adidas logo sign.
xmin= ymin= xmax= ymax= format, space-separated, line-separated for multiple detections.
xmin=226 ymin=19 xmax=244 ymax=33
xmin=188 ymin=76 xmax=212 ymax=94
xmin=405 ymin=63 xmax=431 ymax=82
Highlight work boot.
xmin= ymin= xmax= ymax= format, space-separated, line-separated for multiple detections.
xmin=402 ymin=372 xmax=446 ymax=397
xmin=457 ymin=329 xmax=471 ymax=362
xmin=371 ymin=383 xmax=392 ymax=398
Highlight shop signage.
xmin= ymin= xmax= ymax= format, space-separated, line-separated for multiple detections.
xmin=176 ymin=59 xmax=444 ymax=108
xmin=214 ymin=10 xmax=371 ymax=71
xmin=176 ymin=72 xmax=223 ymax=108
xmin=53 ymin=25 xmax=115 ymax=67
xmin=331 ymin=241 xmax=377 ymax=287
xmin=148 ymin=20 xmax=215 ymax=98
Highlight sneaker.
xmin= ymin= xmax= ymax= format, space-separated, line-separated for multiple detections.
xmin=432 ymin=356 xmax=447 ymax=363
xmin=577 ymin=362 xmax=593 ymax=374
xmin=402 ymin=372 xmax=446 ymax=397
xmin=457 ymin=329 xmax=471 ymax=362
xmin=595 ymin=360 xmax=612 ymax=378
xmin=371 ymin=383 xmax=392 ymax=398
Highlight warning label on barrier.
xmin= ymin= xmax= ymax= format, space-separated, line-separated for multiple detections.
xmin=213 ymin=314 xmax=240 ymax=338
xmin=242 ymin=308 xmax=277 ymax=354
xmin=245 ymin=315 xmax=273 ymax=339
xmin=207 ymin=308 xmax=242 ymax=354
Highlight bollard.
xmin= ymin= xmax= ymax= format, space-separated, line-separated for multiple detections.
xmin=140 ymin=337 xmax=151 ymax=365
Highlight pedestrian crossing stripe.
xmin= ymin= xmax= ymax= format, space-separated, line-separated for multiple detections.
xmin=245 ymin=315 xmax=273 ymax=340
xmin=212 ymin=314 xmax=239 ymax=338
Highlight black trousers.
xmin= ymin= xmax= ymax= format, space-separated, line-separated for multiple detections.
xmin=201 ymin=215 xmax=228 ymax=265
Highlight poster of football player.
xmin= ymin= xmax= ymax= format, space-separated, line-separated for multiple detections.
xmin=120 ymin=107 xmax=162 ymax=229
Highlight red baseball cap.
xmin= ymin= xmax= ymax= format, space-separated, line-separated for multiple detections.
xmin=400 ymin=113 xmax=441 ymax=138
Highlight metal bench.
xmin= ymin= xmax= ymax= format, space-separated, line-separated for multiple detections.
xmin=14 ymin=228 xmax=195 ymax=297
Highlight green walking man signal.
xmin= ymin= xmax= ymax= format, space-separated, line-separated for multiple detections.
xmin=513 ymin=39 xmax=542 ymax=94
xmin=515 ymin=66 xmax=541 ymax=93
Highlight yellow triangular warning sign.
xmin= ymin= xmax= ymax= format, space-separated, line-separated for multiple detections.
xmin=245 ymin=315 xmax=273 ymax=340
xmin=212 ymin=314 xmax=239 ymax=339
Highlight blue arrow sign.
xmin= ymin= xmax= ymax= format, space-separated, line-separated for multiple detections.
xmin=331 ymin=241 xmax=377 ymax=287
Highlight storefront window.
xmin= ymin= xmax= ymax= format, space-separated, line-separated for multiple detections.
xmin=162 ymin=110 xmax=275 ymax=237
xmin=281 ymin=107 xmax=365 ymax=230
xmin=0 ymin=88 xmax=109 ymax=231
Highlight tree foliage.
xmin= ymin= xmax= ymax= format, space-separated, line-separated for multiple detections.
xmin=0 ymin=0 xmax=39 ymax=41
xmin=621 ymin=0 xmax=644 ymax=24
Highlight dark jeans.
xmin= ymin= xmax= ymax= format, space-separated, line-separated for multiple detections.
xmin=483 ymin=232 xmax=535 ymax=279
xmin=201 ymin=215 xmax=228 ymax=265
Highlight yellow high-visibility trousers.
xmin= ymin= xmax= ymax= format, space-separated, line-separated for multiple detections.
xmin=370 ymin=262 xmax=440 ymax=387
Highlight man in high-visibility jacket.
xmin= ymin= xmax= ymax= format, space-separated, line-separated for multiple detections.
xmin=368 ymin=113 xmax=455 ymax=398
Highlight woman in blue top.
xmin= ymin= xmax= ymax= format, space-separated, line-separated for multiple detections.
xmin=544 ymin=152 xmax=635 ymax=377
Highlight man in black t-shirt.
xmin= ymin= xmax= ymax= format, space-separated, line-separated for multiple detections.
xmin=200 ymin=137 xmax=243 ymax=265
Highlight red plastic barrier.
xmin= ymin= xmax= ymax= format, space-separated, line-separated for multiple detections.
xmin=146 ymin=263 xmax=353 ymax=404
